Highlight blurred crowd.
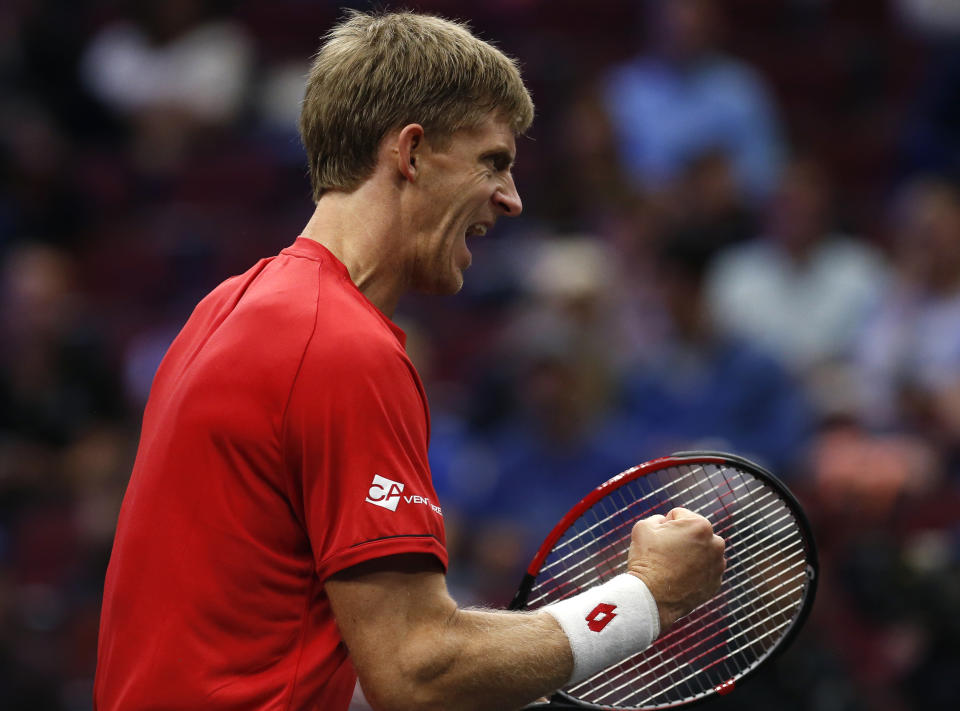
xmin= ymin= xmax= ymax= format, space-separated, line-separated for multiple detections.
xmin=1 ymin=1 xmax=959 ymax=709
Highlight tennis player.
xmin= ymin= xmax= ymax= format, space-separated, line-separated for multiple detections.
xmin=94 ymin=11 xmax=725 ymax=711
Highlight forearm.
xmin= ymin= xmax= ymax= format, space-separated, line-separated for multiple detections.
xmin=329 ymin=509 xmax=725 ymax=711
xmin=359 ymin=606 xmax=572 ymax=711
xmin=327 ymin=557 xmax=573 ymax=711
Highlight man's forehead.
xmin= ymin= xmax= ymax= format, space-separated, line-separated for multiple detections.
xmin=459 ymin=116 xmax=517 ymax=152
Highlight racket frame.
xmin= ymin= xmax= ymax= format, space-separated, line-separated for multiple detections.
xmin=510 ymin=451 xmax=818 ymax=711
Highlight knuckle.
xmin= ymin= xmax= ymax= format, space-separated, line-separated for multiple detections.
xmin=691 ymin=518 xmax=713 ymax=537
xmin=636 ymin=515 xmax=661 ymax=530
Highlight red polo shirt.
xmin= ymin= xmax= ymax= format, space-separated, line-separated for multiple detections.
xmin=95 ymin=238 xmax=447 ymax=710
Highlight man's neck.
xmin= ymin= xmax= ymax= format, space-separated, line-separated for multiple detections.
xmin=300 ymin=180 xmax=408 ymax=317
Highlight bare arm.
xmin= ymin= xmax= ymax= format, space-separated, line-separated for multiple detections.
xmin=325 ymin=508 xmax=724 ymax=711
xmin=326 ymin=554 xmax=571 ymax=711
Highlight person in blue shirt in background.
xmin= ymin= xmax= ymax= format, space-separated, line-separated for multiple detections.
xmin=604 ymin=0 xmax=784 ymax=204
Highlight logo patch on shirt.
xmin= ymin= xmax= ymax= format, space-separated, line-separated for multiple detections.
xmin=364 ymin=474 xmax=443 ymax=516
xmin=365 ymin=474 xmax=405 ymax=511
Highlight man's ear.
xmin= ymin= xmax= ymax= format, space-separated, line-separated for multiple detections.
xmin=395 ymin=123 xmax=425 ymax=183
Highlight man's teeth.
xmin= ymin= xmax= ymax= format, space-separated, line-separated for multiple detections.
xmin=466 ymin=224 xmax=488 ymax=237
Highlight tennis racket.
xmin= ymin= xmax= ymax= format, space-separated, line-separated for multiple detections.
xmin=511 ymin=451 xmax=817 ymax=710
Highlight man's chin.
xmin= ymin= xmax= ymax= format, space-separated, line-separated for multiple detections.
xmin=430 ymin=277 xmax=465 ymax=296
xmin=416 ymin=269 xmax=465 ymax=296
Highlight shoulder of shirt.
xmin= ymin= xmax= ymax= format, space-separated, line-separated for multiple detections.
xmin=266 ymin=254 xmax=411 ymax=374
xmin=195 ymin=250 xmax=406 ymax=365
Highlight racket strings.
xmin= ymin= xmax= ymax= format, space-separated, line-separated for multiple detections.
xmin=578 ymin=575 xmax=806 ymax=704
xmin=534 ymin=465 xmax=774 ymax=595
xmin=536 ymin=466 xmax=734 ymax=581
xmin=527 ymin=463 xmax=811 ymax=709
xmin=534 ymin=470 xmax=782 ymax=604
xmin=576 ymin=472 xmax=796 ymax=692
xmin=529 ymin=496 xmax=797 ymax=622
xmin=535 ymin=497 xmax=804 ymax=647
xmin=615 ymin=466 xmax=802 ymax=703
xmin=592 ymin=614 xmax=796 ymax=706
xmin=529 ymin=471 xmax=787 ymax=608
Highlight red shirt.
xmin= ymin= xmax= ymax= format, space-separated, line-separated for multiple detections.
xmin=95 ymin=238 xmax=447 ymax=710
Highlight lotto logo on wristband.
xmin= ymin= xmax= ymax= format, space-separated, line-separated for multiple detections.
xmin=585 ymin=603 xmax=618 ymax=632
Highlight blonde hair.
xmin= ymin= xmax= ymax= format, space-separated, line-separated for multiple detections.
xmin=299 ymin=10 xmax=534 ymax=202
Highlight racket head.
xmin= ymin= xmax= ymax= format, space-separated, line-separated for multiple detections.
xmin=511 ymin=451 xmax=818 ymax=710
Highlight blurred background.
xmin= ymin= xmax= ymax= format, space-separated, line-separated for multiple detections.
xmin=2 ymin=0 xmax=959 ymax=709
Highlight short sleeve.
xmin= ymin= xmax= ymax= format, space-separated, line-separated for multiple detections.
xmin=283 ymin=322 xmax=447 ymax=582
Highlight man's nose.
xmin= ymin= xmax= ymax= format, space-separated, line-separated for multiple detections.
xmin=494 ymin=176 xmax=523 ymax=217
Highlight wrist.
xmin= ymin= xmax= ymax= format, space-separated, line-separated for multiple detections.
xmin=626 ymin=569 xmax=680 ymax=633
xmin=543 ymin=574 xmax=660 ymax=684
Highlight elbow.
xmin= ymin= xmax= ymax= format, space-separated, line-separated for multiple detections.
xmin=361 ymin=689 xmax=445 ymax=711
xmin=358 ymin=672 xmax=450 ymax=711
xmin=357 ymin=639 xmax=460 ymax=711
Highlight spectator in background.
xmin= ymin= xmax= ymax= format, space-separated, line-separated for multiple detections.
xmin=603 ymin=0 xmax=784 ymax=203
xmin=667 ymin=148 xmax=758 ymax=253
xmin=895 ymin=0 xmax=960 ymax=37
xmin=896 ymin=0 xmax=960 ymax=180
xmin=616 ymin=231 xmax=813 ymax=477
xmin=0 ymin=245 xmax=122 ymax=449
xmin=855 ymin=177 xmax=960 ymax=443
xmin=80 ymin=0 xmax=253 ymax=173
xmin=705 ymin=155 xmax=889 ymax=392
xmin=803 ymin=181 xmax=960 ymax=710
xmin=0 ymin=101 xmax=88 ymax=253
xmin=0 ymin=244 xmax=128 ymax=711
xmin=446 ymin=238 xmax=633 ymax=601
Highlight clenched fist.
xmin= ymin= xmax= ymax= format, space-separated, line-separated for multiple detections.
xmin=627 ymin=508 xmax=726 ymax=632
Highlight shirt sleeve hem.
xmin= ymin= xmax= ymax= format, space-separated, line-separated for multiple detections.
xmin=316 ymin=535 xmax=449 ymax=582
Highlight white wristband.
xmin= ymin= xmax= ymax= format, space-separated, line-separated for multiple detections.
xmin=543 ymin=574 xmax=660 ymax=684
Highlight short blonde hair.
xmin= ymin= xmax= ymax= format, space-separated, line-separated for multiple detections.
xmin=299 ymin=10 xmax=534 ymax=202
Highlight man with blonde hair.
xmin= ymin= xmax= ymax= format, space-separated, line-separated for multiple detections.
xmin=94 ymin=11 xmax=724 ymax=711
